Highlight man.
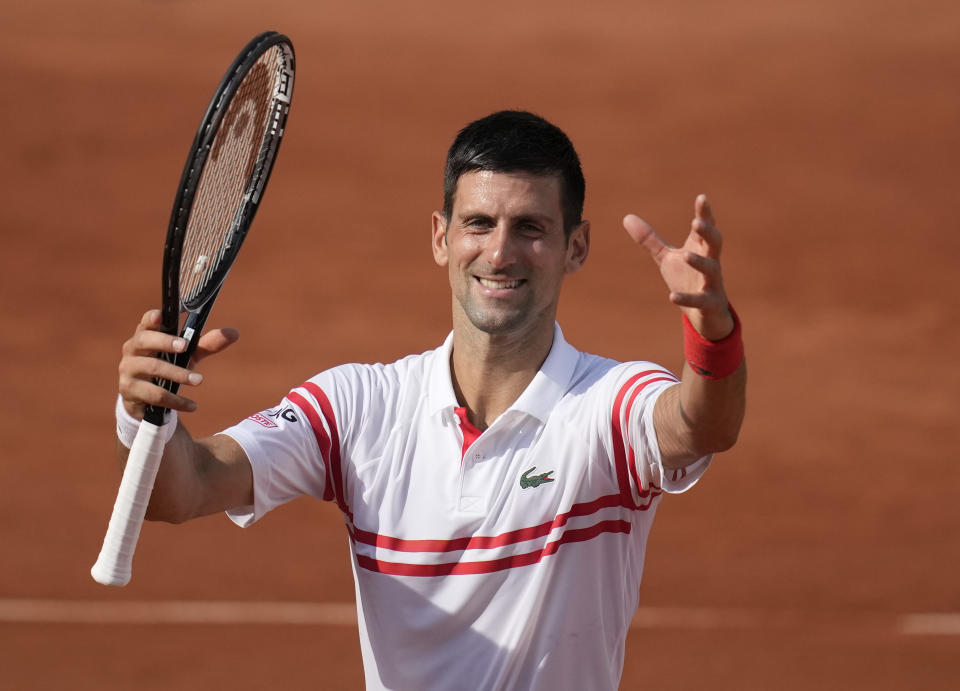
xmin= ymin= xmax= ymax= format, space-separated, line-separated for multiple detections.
xmin=115 ymin=110 xmax=746 ymax=689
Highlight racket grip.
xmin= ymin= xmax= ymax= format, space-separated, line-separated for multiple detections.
xmin=91 ymin=420 xmax=168 ymax=586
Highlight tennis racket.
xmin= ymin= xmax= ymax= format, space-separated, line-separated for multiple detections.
xmin=91 ymin=31 xmax=295 ymax=587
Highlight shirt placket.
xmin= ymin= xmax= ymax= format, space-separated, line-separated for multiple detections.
xmin=454 ymin=407 xmax=489 ymax=514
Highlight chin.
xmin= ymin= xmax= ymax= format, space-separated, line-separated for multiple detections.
xmin=464 ymin=309 xmax=527 ymax=335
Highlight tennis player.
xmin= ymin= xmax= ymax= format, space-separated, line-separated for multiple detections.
xmin=114 ymin=110 xmax=746 ymax=690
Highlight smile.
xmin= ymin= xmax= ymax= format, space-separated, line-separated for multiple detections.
xmin=476 ymin=277 xmax=525 ymax=290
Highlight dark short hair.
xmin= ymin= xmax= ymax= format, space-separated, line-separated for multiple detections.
xmin=442 ymin=110 xmax=585 ymax=236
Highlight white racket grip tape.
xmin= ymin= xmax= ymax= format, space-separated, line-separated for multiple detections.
xmin=91 ymin=420 xmax=169 ymax=586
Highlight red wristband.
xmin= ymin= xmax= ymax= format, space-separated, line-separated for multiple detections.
xmin=683 ymin=306 xmax=744 ymax=380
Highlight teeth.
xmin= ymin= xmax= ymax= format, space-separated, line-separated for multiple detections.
xmin=478 ymin=278 xmax=522 ymax=289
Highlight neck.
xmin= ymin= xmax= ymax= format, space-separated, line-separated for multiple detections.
xmin=449 ymin=317 xmax=555 ymax=430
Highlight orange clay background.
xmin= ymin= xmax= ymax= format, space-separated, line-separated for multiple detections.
xmin=1 ymin=1 xmax=958 ymax=688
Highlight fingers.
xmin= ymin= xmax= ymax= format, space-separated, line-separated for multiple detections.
xmin=122 ymin=327 xmax=188 ymax=360
xmin=695 ymin=194 xmax=715 ymax=226
xmin=669 ymin=292 xmax=713 ymax=310
xmin=118 ymin=345 xmax=203 ymax=416
xmin=119 ymin=373 xmax=200 ymax=415
xmin=121 ymin=355 xmax=204 ymax=389
xmin=690 ymin=195 xmax=722 ymax=260
xmin=119 ymin=311 xmax=238 ymax=417
xmin=692 ymin=218 xmax=722 ymax=258
xmin=667 ymin=250 xmax=725 ymax=305
xmin=682 ymin=250 xmax=722 ymax=283
xmin=626 ymin=197 xmax=732 ymax=337
xmin=625 ymin=196 xmax=722 ymax=262
xmin=623 ymin=214 xmax=669 ymax=264
xmin=135 ymin=308 xmax=162 ymax=333
xmin=676 ymin=202 xmax=734 ymax=337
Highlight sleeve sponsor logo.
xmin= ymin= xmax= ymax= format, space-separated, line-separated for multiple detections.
xmin=266 ymin=406 xmax=298 ymax=423
xmin=247 ymin=405 xmax=299 ymax=429
xmin=248 ymin=413 xmax=278 ymax=428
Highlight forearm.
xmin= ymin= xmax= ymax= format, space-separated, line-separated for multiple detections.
xmin=115 ymin=421 xmax=251 ymax=524
xmin=113 ymin=309 xmax=250 ymax=523
xmin=655 ymin=305 xmax=747 ymax=468
xmin=115 ymin=423 xmax=205 ymax=524
xmin=655 ymin=361 xmax=746 ymax=468
xmin=678 ymin=359 xmax=746 ymax=452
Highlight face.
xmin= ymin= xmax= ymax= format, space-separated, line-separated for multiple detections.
xmin=432 ymin=170 xmax=589 ymax=339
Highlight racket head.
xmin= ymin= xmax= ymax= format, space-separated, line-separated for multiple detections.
xmin=145 ymin=32 xmax=295 ymax=425
xmin=161 ymin=31 xmax=295 ymax=333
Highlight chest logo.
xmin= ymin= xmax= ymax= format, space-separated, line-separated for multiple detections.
xmin=520 ymin=466 xmax=555 ymax=489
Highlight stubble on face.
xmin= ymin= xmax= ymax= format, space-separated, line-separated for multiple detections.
xmin=438 ymin=171 xmax=572 ymax=342
xmin=456 ymin=261 xmax=538 ymax=336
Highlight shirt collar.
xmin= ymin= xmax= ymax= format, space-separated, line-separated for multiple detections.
xmin=426 ymin=323 xmax=579 ymax=424
xmin=427 ymin=330 xmax=460 ymax=417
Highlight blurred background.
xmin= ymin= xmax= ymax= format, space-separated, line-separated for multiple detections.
xmin=1 ymin=0 xmax=957 ymax=688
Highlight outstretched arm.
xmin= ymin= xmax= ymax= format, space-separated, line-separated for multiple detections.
xmin=116 ymin=309 xmax=253 ymax=523
xmin=623 ymin=195 xmax=746 ymax=469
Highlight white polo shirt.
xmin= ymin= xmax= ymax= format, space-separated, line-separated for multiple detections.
xmin=223 ymin=324 xmax=709 ymax=690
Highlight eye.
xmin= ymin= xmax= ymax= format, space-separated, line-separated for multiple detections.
xmin=464 ymin=217 xmax=493 ymax=231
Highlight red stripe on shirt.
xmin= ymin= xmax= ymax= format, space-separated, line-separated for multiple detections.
xmin=624 ymin=376 xmax=675 ymax=496
xmin=611 ymin=370 xmax=673 ymax=508
xmin=355 ymin=518 xmax=632 ymax=577
xmin=349 ymin=492 xmax=629 ymax=553
xmin=300 ymin=382 xmax=351 ymax=521
xmin=287 ymin=391 xmax=335 ymax=503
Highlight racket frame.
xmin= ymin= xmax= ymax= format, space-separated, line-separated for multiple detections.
xmin=147 ymin=30 xmax=294 ymax=425
xmin=92 ymin=31 xmax=295 ymax=586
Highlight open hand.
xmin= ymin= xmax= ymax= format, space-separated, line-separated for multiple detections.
xmin=623 ymin=194 xmax=733 ymax=341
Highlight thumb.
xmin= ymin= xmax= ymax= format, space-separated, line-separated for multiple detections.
xmin=623 ymin=214 xmax=668 ymax=264
xmin=191 ymin=327 xmax=240 ymax=365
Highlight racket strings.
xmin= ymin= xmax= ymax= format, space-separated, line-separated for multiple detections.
xmin=179 ymin=46 xmax=285 ymax=306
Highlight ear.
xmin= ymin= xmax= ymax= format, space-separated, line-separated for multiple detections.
xmin=431 ymin=211 xmax=449 ymax=267
xmin=565 ymin=220 xmax=590 ymax=274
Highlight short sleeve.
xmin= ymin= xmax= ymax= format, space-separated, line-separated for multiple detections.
xmin=635 ymin=383 xmax=711 ymax=494
xmin=220 ymin=390 xmax=332 ymax=527
xmin=609 ymin=363 xmax=711 ymax=505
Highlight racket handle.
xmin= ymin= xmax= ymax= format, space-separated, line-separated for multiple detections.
xmin=91 ymin=420 xmax=168 ymax=586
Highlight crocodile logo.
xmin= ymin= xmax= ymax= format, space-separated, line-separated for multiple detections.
xmin=520 ymin=466 xmax=555 ymax=489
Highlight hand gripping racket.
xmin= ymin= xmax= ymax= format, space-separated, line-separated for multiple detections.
xmin=91 ymin=32 xmax=295 ymax=586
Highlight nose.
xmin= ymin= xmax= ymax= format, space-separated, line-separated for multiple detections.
xmin=485 ymin=223 xmax=517 ymax=270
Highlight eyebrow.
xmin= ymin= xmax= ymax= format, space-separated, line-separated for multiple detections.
xmin=513 ymin=214 xmax=552 ymax=226
xmin=459 ymin=212 xmax=494 ymax=223
xmin=457 ymin=211 xmax=553 ymax=226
